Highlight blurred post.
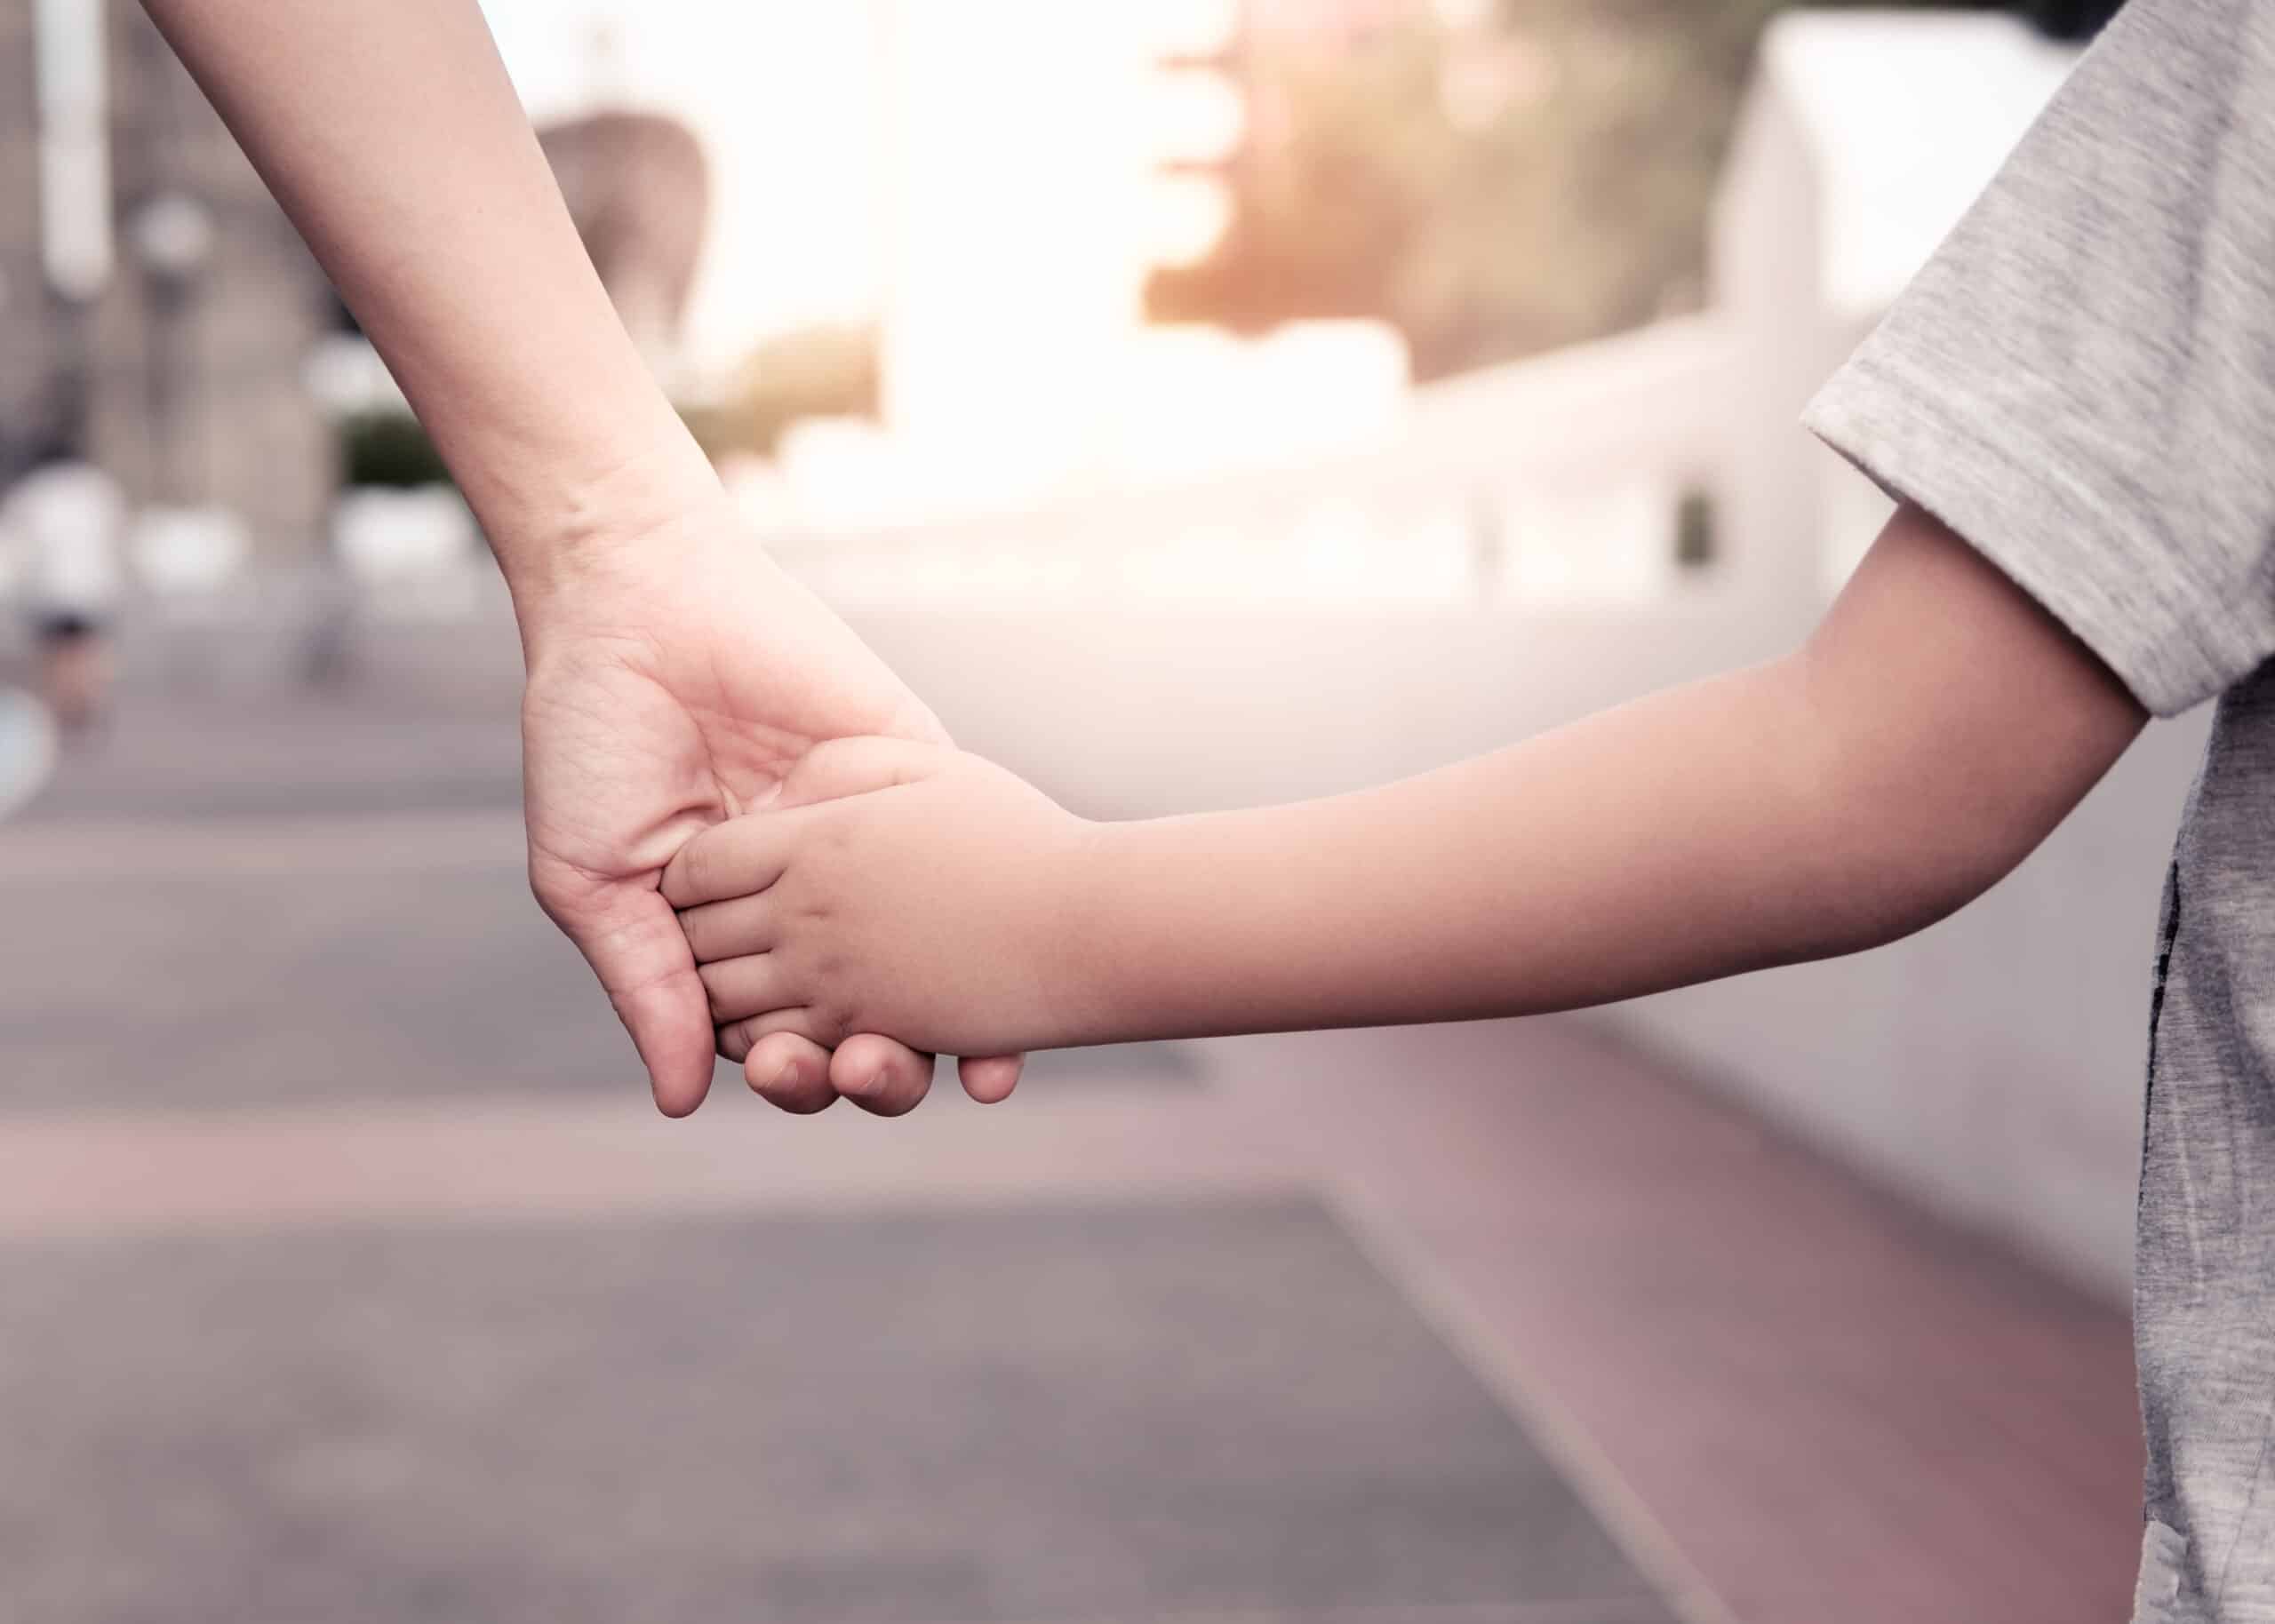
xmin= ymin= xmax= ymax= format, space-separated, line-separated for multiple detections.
xmin=13 ymin=0 xmax=109 ymax=449
xmin=127 ymin=188 xmax=212 ymax=506
xmin=29 ymin=0 xmax=112 ymax=306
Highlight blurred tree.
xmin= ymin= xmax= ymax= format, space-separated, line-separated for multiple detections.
xmin=340 ymin=410 xmax=451 ymax=489
xmin=1148 ymin=0 xmax=2124 ymax=379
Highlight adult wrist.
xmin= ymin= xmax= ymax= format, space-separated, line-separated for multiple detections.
xmin=480 ymin=416 xmax=725 ymax=610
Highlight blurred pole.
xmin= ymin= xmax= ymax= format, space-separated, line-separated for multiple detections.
xmin=129 ymin=190 xmax=212 ymax=506
xmin=27 ymin=0 xmax=112 ymax=456
xmin=31 ymin=0 xmax=113 ymax=306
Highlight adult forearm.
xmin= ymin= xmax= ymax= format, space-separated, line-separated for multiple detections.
xmin=140 ymin=0 xmax=712 ymax=592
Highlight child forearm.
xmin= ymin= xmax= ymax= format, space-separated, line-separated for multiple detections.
xmin=1050 ymin=506 xmax=2146 ymax=1046
xmin=668 ymin=506 xmax=2147 ymax=1063
xmin=1062 ymin=667 xmax=1863 ymax=1041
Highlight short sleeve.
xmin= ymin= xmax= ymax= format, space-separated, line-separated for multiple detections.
xmin=1802 ymin=0 xmax=2275 ymax=717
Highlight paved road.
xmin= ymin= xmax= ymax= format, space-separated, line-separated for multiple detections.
xmin=0 ymin=1201 xmax=1674 ymax=1624
xmin=0 ymin=681 xmax=1676 ymax=1623
xmin=20 ymin=684 xmax=525 ymax=824
xmin=4 ymin=687 xmax=653 ymax=1110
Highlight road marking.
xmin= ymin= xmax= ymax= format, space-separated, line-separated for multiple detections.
xmin=0 ymin=1093 xmax=1295 ymax=1240
xmin=904 ymin=1606 xmax=1673 ymax=1624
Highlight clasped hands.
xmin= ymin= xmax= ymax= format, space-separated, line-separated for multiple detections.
xmin=515 ymin=491 xmax=1040 ymax=1118
xmin=665 ymin=739 xmax=1091 ymax=1113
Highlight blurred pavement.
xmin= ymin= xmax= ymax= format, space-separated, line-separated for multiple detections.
xmin=0 ymin=669 xmax=2142 ymax=1624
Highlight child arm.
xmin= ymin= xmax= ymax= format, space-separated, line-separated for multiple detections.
xmin=667 ymin=503 xmax=2145 ymax=1069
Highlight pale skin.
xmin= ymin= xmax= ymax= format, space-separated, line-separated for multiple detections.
xmin=140 ymin=0 xmax=1021 ymax=1115
xmin=667 ymin=503 xmax=2149 ymax=1065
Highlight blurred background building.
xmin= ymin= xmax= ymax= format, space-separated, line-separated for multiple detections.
xmin=0 ymin=1 xmax=711 ymax=597
xmin=0 ymin=0 xmax=2125 ymax=577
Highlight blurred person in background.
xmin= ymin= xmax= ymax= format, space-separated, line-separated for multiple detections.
xmin=1 ymin=430 xmax=126 ymax=734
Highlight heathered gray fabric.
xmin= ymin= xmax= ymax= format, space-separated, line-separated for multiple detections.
xmin=1803 ymin=3 xmax=2275 ymax=1620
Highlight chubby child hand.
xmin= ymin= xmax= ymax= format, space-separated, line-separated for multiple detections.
xmin=662 ymin=737 xmax=1098 ymax=1109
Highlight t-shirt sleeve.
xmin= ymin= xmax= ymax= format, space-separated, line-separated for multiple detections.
xmin=1801 ymin=0 xmax=2275 ymax=717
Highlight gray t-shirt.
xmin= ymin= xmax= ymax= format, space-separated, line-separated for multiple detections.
xmin=1801 ymin=2 xmax=2275 ymax=1619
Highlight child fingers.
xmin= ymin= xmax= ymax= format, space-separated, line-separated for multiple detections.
xmin=717 ymin=1010 xmax=841 ymax=1115
xmin=827 ymin=1033 xmax=937 ymax=1118
xmin=697 ymin=952 xmax=796 ymax=1024
xmin=660 ymin=816 xmax=795 ymax=911
xmin=774 ymin=736 xmax=946 ymax=809
xmin=715 ymin=1020 xmax=755 ymax=1065
xmin=958 ymin=1053 xmax=1025 ymax=1105
xmin=679 ymin=893 xmax=778 ymax=969
xmin=715 ymin=1005 xmax=833 ymax=1062
xmin=743 ymin=1032 xmax=841 ymax=1115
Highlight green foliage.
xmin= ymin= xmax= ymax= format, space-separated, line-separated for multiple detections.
xmin=340 ymin=410 xmax=451 ymax=489
xmin=684 ymin=323 xmax=880 ymax=460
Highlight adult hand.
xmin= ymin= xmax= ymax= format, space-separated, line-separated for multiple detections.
xmin=136 ymin=0 xmax=1011 ymax=1115
xmin=515 ymin=492 xmax=1024 ymax=1118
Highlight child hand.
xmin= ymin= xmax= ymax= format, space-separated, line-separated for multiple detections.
xmin=662 ymin=737 xmax=1098 ymax=1108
